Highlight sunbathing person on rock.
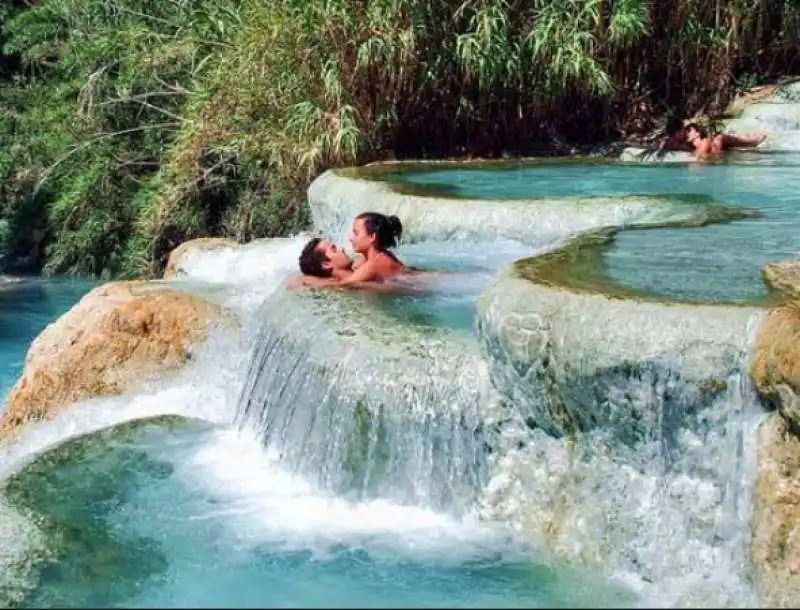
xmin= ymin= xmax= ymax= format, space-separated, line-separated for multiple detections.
xmin=290 ymin=212 xmax=413 ymax=292
xmin=660 ymin=122 xmax=767 ymax=160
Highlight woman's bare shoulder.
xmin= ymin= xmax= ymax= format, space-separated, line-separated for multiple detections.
xmin=374 ymin=250 xmax=406 ymax=273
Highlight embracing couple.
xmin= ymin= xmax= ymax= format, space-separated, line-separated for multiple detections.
xmin=291 ymin=212 xmax=410 ymax=291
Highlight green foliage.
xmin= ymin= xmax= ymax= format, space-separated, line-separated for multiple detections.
xmin=0 ymin=0 xmax=797 ymax=278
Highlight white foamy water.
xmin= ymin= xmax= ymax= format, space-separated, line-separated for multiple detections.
xmin=165 ymin=234 xmax=312 ymax=315
xmin=0 ymin=325 xmax=249 ymax=481
xmin=728 ymin=102 xmax=800 ymax=133
xmin=175 ymin=427 xmax=512 ymax=563
xmin=0 ymin=498 xmax=45 ymax=605
xmin=475 ymin=266 xmax=767 ymax=607
xmin=307 ymin=170 xmax=734 ymax=249
xmin=725 ymin=83 xmax=800 ymax=152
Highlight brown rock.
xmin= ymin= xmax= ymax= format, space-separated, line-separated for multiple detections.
xmin=763 ymin=261 xmax=800 ymax=300
xmin=0 ymin=280 xmax=227 ymax=437
xmin=163 ymin=237 xmax=236 ymax=278
xmin=751 ymin=301 xmax=800 ymax=423
xmin=725 ymin=84 xmax=783 ymax=117
xmin=750 ymin=298 xmax=800 ymax=606
xmin=751 ymin=413 xmax=800 ymax=607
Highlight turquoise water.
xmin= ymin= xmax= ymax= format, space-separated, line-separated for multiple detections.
xmin=0 ymin=269 xmax=640 ymax=609
xmin=390 ymin=153 xmax=800 ymax=303
xmin=6 ymin=139 xmax=797 ymax=607
xmin=352 ymin=239 xmax=532 ymax=332
xmin=5 ymin=417 xmax=635 ymax=609
xmin=371 ymin=289 xmax=479 ymax=332
xmin=0 ymin=278 xmax=95 ymax=399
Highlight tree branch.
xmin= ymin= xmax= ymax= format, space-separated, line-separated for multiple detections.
xmin=33 ymin=123 xmax=181 ymax=197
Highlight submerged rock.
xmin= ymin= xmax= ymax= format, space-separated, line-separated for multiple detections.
xmin=0 ymin=274 xmax=22 ymax=286
xmin=0 ymin=281 xmax=229 ymax=438
xmin=163 ymin=237 xmax=236 ymax=279
xmin=2 ymin=416 xmax=196 ymax=607
xmin=762 ymin=261 xmax=800 ymax=300
xmin=617 ymin=147 xmax=695 ymax=164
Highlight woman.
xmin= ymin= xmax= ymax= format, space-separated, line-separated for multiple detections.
xmin=659 ymin=122 xmax=767 ymax=159
xmin=338 ymin=212 xmax=409 ymax=286
xmin=683 ymin=122 xmax=767 ymax=159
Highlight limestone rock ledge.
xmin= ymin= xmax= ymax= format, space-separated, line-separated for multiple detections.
xmin=163 ymin=237 xmax=236 ymax=279
xmin=0 ymin=280 xmax=228 ymax=438
xmin=751 ymin=301 xmax=800 ymax=422
xmin=763 ymin=261 xmax=800 ymax=301
xmin=751 ymin=413 xmax=800 ymax=608
xmin=724 ymin=83 xmax=786 ymax=118
xmin=750 ymin=276 xmax=800 ymax=606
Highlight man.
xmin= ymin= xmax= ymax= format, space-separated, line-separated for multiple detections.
xmin=291 ymin=236 xmax=354 ymax=288
xmin=290 ymin=235 xmax=427 ymax=294
xmin=685 ymin=122 xmax=768 ymax=159
xmin=661 ymin=122 xmax=767 ymax=160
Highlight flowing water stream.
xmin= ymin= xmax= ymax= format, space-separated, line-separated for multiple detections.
xmin=0 ymin=82 xmax=798 ymax=608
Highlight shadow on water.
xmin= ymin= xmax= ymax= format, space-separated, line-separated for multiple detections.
xmin=2 ymin=416 xmax=206 ymax=609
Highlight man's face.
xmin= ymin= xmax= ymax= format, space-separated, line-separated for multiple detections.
xmin=317 ymin=239 xmax=352 ymax=271
xmin=686 ymin=127 xmax=700 ymax=144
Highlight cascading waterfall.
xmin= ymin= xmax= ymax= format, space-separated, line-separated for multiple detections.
xmin=233 ymin=286 xmax=496 ymax=514
xmin=474 ymin=281 xmax=765 ymax=606
xmin=224 ymin=87 xmax=800 ymax=599
xmin=307 ymin=170 xmax=754 ymax=249
xmin=1 ymin=79 xmax=799 ymax=609
xmin=230 ymin=159 xmax=758 ymax=518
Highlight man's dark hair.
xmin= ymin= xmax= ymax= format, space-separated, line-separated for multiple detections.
xmin=298 ymin=237 xmax=331 ymax=278
xmin=685 ymin=122 xmax=708 ymax=139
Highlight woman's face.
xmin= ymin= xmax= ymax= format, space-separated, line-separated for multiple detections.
xmin=349 ymin=217 xmax=373 ymax=255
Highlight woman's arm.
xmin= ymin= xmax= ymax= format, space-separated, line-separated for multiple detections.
xmin=337 ymin=259 xmax=379 ymax=286
xmin=286 ymin=274 xmax=339 ymax=291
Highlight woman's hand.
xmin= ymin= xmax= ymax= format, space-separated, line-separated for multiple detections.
xmin=338 ymin=259 xmax=379 ymax=286
xmin=286 ymin=274 xmax=339 ymax=291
